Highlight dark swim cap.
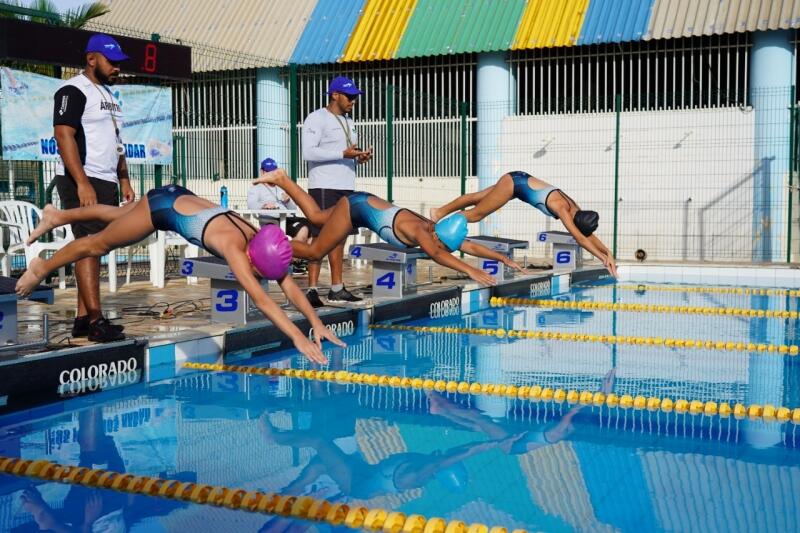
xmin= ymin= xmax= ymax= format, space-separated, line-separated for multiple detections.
xmin=574 ymin=210 xmax=599 ymax=237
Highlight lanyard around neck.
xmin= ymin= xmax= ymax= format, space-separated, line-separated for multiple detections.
xmin=329 ymin=109 xmax=353 ymax=146
xmin=86 ymin=74 xmax=121 ymax=140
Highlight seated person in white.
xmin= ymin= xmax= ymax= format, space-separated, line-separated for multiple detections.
xmin=248 ymin=157 xmax=313 ymax=244
xmin=249 ymin=158 xmax=312 ymax=274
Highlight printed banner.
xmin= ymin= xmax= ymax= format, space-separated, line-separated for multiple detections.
xmin=0 ymin=67 xmax=172 ymax=163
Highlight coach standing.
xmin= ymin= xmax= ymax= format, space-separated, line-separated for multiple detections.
xmin=301 ymin=75 xmax=372 ymax=307
xmin=52 ymin=34 xmax=133 ymax=342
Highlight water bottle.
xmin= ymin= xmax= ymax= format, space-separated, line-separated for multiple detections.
xmin=220 ymin=185 xmax=228 ymax=208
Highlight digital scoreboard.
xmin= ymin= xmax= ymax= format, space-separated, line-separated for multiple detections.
xmin=0 ymin=18 xmax=191 ymax=80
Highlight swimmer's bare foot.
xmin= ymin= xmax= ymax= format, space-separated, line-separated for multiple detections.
xmin=601 ymin=368 xmax=616 ymax=394
xmin=21 ymin=488 xmax=59 ymax=530
xmin=26 ymin=204 xmax=61 ymax=245
xmin=425 ymin=390 xmax=451 ymax=415
xmin=252 ymin=169 xmax=287 ymax=186
xmin=16 ymin=257 xmax=47 ymax=297
xmin=258 ymin=412 xmax=292 ymax=445
xmin=429 ymin=206 xmax=443 ymax=223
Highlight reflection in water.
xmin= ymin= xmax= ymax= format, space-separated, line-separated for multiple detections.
xmin=1 ymin=282 xmax=799 ymax=532
xmin=3 ymin=406 xmax=193 ymax=533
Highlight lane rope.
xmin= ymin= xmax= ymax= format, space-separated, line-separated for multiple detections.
xmin=183 ymin=363 xmax=800 ymax=424
xmin=368 ymin=323 xmax=800 ymax=356
xmin=490 ymin=296 xmax=799 ymax=320
xmin=616 ymin=284 xmax=800 ymax=297
xmin=0 ymin=455 xmax=524 ymax=533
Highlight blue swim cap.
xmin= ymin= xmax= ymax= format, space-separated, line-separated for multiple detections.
xmin=434 ymin=213 xmax=467 ymax=251
xmin=434 ymin=461 xmax=468 ymax=493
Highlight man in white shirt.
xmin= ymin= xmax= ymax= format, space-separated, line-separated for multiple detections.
xmin=301 ymin=76 xmax=372 ymax=307
xmin=51 ymin=34 xmax=133 ymax=342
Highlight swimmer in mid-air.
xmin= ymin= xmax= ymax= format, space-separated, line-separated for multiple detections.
xmin=17 ymin=184 xmax=344 ymax=362
xmin=254 ymin=169 xmax=525 ymax=286
xmin=430 ymin=171 xmax=618 ymax=277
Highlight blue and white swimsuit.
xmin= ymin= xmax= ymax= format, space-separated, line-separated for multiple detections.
xmin=509 ymin=171 xmax=559 ymax=219
xmin=346 ymin=192 xmax=418 ymax=248
xmin=147 ymin=185 xmax=251 ymax=256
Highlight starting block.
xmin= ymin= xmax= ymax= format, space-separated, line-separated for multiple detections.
xmin=537 ymin=231 xmax=583 ymax=272
xmin=0 ymin=276 xmax=53 ymax=348
xmin=349 ymin=243 xmax=428 ymax=299
xmin=466 ymin=236 xmax=529 ymax=281
xmin=179 ymin=257 xmax=269 ymax=325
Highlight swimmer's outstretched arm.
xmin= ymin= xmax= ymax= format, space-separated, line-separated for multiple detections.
xmin=277 ymin=274 xmax=347 ymax=350
xmin=459 ymin=239 xmax=524 ymax=272
xmin=223 ymin=247 xmax=333 ymax=364
xmin=413 ymin=229 xmax=497 ymax=286
xmin=556 ymin=210 xmax=618 ymax=278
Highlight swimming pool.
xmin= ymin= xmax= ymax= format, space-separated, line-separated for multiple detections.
xmin=1 ymin=278 xmax=799 ymax=532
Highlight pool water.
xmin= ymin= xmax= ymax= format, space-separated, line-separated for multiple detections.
xmin=1 ymin=280 xmax=799 ymax=532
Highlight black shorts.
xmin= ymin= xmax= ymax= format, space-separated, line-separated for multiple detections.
xmin=285 ymin=216 xmax=312 ymax=239
xmin=309 ymin=188 xmax=358 ymax=237
xmin=258 ymin=216 xmax=312 ymax=239
xmin=54 ymin=175 xmax=119 ymax=238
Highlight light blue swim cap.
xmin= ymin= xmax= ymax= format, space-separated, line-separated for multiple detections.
xmin=434 ymin=213 xmax=467 ymax=252
xmin=434 ymin=461 xmax=468 ymax=493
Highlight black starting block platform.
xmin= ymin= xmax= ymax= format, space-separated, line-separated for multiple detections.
xmin=0 ymin=276 xmax=53 ymax=348
xmin=349 ymin=243 xmax=428 ymax=299
xmin=466 ymin=236 xmax=529 ymax=281
xmin=178 ymin=256 xmax=269 ymax=325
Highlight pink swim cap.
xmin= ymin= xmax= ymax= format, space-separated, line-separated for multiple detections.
xmin=247 ymin=224 xmax=293 ymax=280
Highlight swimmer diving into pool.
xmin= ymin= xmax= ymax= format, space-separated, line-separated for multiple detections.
xmin=430 ymin=171 xmax=618 ymax=278
xmin=16 ymin=185 xmax=344 ymax=362
xmin=254 ymin=169 xmax=524 ymax=286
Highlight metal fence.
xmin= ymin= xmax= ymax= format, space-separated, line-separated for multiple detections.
xmin=474 ymin=86 xmax=798 ymax=263
xmin=2 ymin=32 xmax=800 ymax=272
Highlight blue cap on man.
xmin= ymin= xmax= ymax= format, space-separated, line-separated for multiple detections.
xmin=86 ymin=34 xmax=130 ymax=62
xmin=327 ymin=76 xmax=363 ymax=96
xmin=260 ymin=157 xmax=278 ymax=172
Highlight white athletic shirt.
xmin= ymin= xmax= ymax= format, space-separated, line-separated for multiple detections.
xmin=53 ymin=72 xmax=123 ymax=183
xmin=302 ymin=107 xmax=357 ymax=190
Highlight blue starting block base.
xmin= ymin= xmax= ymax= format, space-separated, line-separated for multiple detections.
xmin=349 ymin=243 xmax=429 ymax=300
xmin=179 ymin=257 xmax=269 ymax=325
xmin=537 ymin=231 xmax=583 ymax=273
xmin=0 ymin=276 xmax=53 ymax=349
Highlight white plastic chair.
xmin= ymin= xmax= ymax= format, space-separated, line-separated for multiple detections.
xmin=149 ymin=230 xmax=199 ymax=288
xmin=107 ymin=233 xmax=161 ymax=292
xmin=0 ymin=200 xmax=73 ymax=289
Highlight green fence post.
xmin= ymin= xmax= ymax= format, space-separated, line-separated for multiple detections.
xmin=289 ymin=63 xmax=299 ymax=182
xmin=386 ymin=84 xmax=394 ymax=203
xmin=37 ymin=163 xmax=45 ymax=208
xmin=172 ymin=135 xmax=186 ymax=187
xmin=154 ymin=165 xmax=163 ymax=189
xmin=44 ymin=179 xmax=56 ymax=205
xmin=460 ymin=101 xmax=468 ymax=196
xmin=138 ymin=166 xmax=145 ymax=198
xmin=459 ymin=101 xmax=468 ymax=258
xmin=612 ymin=94 xmax=621 ymax=258
xmin=788 ymin=86 xmax=796 ymax=263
